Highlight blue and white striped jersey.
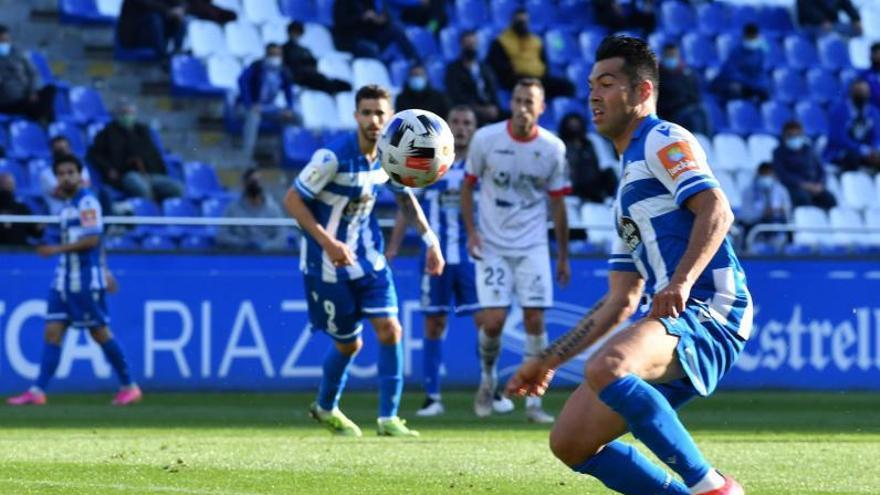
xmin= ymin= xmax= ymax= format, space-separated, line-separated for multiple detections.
xmin=52 ymin=188 xmax=105 ymax=293
xmin=417 ymin=157 xmax=469 ymax=265
xmin=294 ymin=132 xmax=405 ymax=283
xmin=608 ymin=115 xmax=752 ymax=338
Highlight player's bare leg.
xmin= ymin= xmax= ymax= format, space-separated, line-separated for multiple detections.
xmin=90 ymin=326 xmax=141 ymax=406
xmin=311 ymin=338 xmax=363 ymax=436
xmin=417 ymin=313 xmax=448 ymax=417
xmin=522 ymin=308 xmax=552 ymax=423
xmin=7 ymin=322 xmax=66 ymax=406
xmin=371 ymin=316 xmax=419 ymax=437
xmin=474 ymin=307 xmax=506 ymax=417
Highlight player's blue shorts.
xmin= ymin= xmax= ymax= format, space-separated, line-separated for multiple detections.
xmin=46 ymin=289 xmax=110 ymax=329
xmin=304 ymin=267 xmax=399 ymax=343
xmin=420 ymin=261 xmax=480 ymax=316
xmin=652 ymin=298 xmax=750 ymax=408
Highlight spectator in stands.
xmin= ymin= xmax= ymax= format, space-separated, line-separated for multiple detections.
xmin=826 ymin=79 xmax=880 ymax=173
xmin=594 ymin=0 xmax=656 ymax=34
xmin=239 ymin=43 xmax=298 ymax=159
xmin=282 ymin=22 xmax=351 ymax=95
xmin=860 ymin=42 xmax=880 ymax=110
xmin=0 ymin=172 xmax=42 ymax=245
xmin=88 ymin=99 xmax=184 ymax=202
xmin=739 ymin=162 xmax=792 ymax=249
xmin=710 ymin=23 xmax=770 ymax=103
xmin=386 ymin=0 xmax=447 ymax=33
xmin=444 ymin=30 xmax=503 ymax=125
xmin=657 ymin=43 xmax=711 ymax=136
xmin=797 ymin=0 xmax=862 ymax=37
xmin=558 ymin=113 xmax=617 ymax=204
xmin=217 ymin=168 xmax=288 ymax=251
xmin=487 ymin=9 xmax=575 ymax=99
xmin=332 ymin=0 xmax=421 ymax=63
xmin=41 ymin=137 xmax=93 ymax=214
xmin=395 ymin=64 xmax=450 ymax=118
xmin=772 ymin=120 xmax=837 ymax=210
xmin=117 ymin=0 xmax=186 ymax=58
xmin=186 ymin=0 xmax=237 ymax=25
xmin=0 ymin=25 xmax=56 ymax=125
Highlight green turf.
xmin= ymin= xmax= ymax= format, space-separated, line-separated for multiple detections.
xmin=0 ymin=390 xmax=877 ymax=494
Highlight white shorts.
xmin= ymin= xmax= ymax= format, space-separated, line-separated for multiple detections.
xmin=475 ymin=244 xmax=553 ymax=309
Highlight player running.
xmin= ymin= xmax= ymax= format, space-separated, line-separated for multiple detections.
xmin=506 ymin=36 xmax=749 ymax=494
xmin=7 ymin=154 xmax=141 ymax=407
xmin=461 ymin=78 xmax=571 ymax=423
xmin=284 ymin=85 xmax=444 ymax=437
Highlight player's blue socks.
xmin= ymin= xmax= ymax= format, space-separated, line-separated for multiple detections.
xmin=35 ymin=342 xmax=62 ymax=390
xmin=100 ymin=339 xmax=132 ymax=386
xmin=598 ymin=374 xmax=711 ymax=487
xmin=317 ymin=346 xmax=353 ymax=411
xmin=571 ymin=440 xmax=690 ymax=495
xmin=423 ymin=337 xmax=443 ymax=398
xmin=378 ymin=342 xmax=403 ymax=418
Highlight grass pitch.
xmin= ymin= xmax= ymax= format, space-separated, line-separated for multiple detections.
xmin=0 ymin=390 xmax=877 ymax=494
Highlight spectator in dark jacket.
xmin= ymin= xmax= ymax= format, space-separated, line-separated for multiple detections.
xmin=385 ymin=0 xmax=447 ymax=33
xmin=218 ymin=168 xmax=288 ymax=251
xmin=825 ymin=80 xmax=880 ymax=173
xmin=87 ymin=99 xmax=183 ymax=202
xmin=860 ymin=43 xmax=880 ymax=112
xmin=772 ymin=120 xmax=836 ymax=210
xmin=0 ymin=172 xmax=42 ymax=245
xmin=283 ymin=21 xmax=351 ymax=95
xmin=486 ymin=9 xmax=574 ymax=99
xmin=444 ymin=30 xmax=503 ymax=125
xmin=117 ymin=0 xmax=185 ymax=57
xmin=395 ymin=64 xmax=450 ymax=118
xmin=594 ymin=0 xmax=656 ymax=34
xmin=558 ymin=113 xmax=617 ymax=204
xmin=0 ymin=25 xmax=56 ymax=124
xmin=711 ymin=23 xmax=770 ymax=103
xmin=797 ymin=0 xmax=862 ymax=37
xmin=332 ymin=0 xmax=420 ymax=63
xmin=658 ymin=43 xmax=711 ymax=136
xmin=186 ymin=0 xmax=237 ymax=25
xmin=238 ymin=43 xmax=298 ymax=158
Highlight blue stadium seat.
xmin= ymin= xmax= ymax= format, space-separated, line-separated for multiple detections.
xmin=646 ymin=31 xmax=670 ymax=56
xmin=681 ymin=33 xmax=717 ymax=70
xmin=579 ymin=29 xmax=607 ymax=62
xmin=142 ymin=234 xmax=177 ymax=251
xmin=557 ymin=0 xmax=593 ymax=29
xmin=279 ymin=0 xmax=318 ymax=22
xmin=817 ymin=35 xmax=851 ymax=71
xmin=772 ymin=68 xmax=807 ymax=104
xmin=26 ymin=158 xmax=50 ymax=196
xmin=544 ymin=29 xmax=579 ymax=70
xmin=59 ymin=0 xmax=115 ymax=24
xmin=763 ymin=35 xmax=787 ymax=69
xmin=405 ymin=26 xmax=441 ymax=61
xmin=389 ymin=59 xmax=410 ymax=89
xmin=761 ymin=100 xmax=793 ymax=134
xmin=200 ymin=195 xmax=235 ymax=239
xmin=759 ymin=6 xmax=794 ymax=33
xmin=104 ymin=234 xmax=139 ymax=251
xmin=282 ymin=127 xmax=322 ymax=168
xmin=729 ymin=4 xmax=759 ymax=30
xmin=127 ymin=197 xmax=162 ymax=238
xmin=726 ymin=100 xmax=761 ymax=136
xmin=537 ymin=103 xmax=556 ymax=131
xmin=48 ymin=121 xmax=86 ymax=157
xmin=552 ymin=97 xmax=589 ymax=125
xmin=315 ymin=0 xmax=334 ymax=25
xmin=86 ymin=121 xmax=107 ymax=145
xmin=162 ymin=197 xmax=200 ymax=238
xmin=696 ymin=2 xmax=728 ymax=36
xmin=660 ymin=2 xmax=696 ymax=37
xmin=426 ymin=59 xmax=446 ymax=91
xmin=28 ymin=50 xmax=57 ymax=88
xmin=784 ymin=34 xmax=819 ymax=71
xmin=491 ymin=0 xmax=520 ymax=32
xmin=839 ymin=67 xmax=860 ymax=89
xmin=0 ymin=159 xmax=28 ymax=192
xmin=806 ymin=68 xmax=842 ymax=105
xmin=703 ymin=94 xmax=727 ymax=131
xmin=715 ymin=32 xmax=739 ymax=62
xmin=456 ymin=0 xmax=491 ymax=31
xmin=8 ymin=120 xmax=51 ymax=160
xmin=566 ymin=61 xmax=591 ymax=99
xmin=0 ymin=125 xmax=8 ymax=151
xmin=795 ymin=102 xmax=829 ymax=138
xmin=439 ymin=26 xmax=460 ymax=62
xmin=113 ymin=36 xmax=161 ymax=63
xmin=475 ymin=26 xmax=497 ymax=61
xmin=526 ymin=0 xmax=558 ymax=33
xmin=171 ymin=55 xmax=225 ymax=97
xmin=180 ymin=234 xmax=214 ymax=250
xmin=184 ymin=162 xmax=223 ymax=199
xmin=68 ymin=86 xmax=110 ymax=125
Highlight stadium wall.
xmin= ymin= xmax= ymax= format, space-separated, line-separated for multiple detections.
xmin=1 ymin=253 xmax=878 ymax=393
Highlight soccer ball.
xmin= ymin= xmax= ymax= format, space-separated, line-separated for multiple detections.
xmin=377 ymin=109 xmax=455 ymax=188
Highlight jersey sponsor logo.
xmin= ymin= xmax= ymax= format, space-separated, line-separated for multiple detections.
xmin=80 ymin=208 xmax=98 ymax=227
xmin=658 ymin=141 xmax=699 ymax=180
xmin=618 ymin=216 xmax=642 ymax=251
xmin=493 ymin=149 xmax=515 ymax=155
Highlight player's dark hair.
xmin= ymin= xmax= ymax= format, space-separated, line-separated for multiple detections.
xmin=355 ymin=84 xmax=391 ymax=107
xmin=782 ymin=120 xmax=802 ymax=133
xmin=595 ymin=35 xmax=659 ymax=90
xmin=448 ymin=104 xmax=476 ymax=120
xmin=49 ymin=135 xmax=69 ymax=146
xmin=52 ymin=154 xmax=83 ymax=174
xmin=743 ymin=23 xmax=759 ymax=37
xmin=514 ymin=77 xmax=545 ymax=96
xmin=0 ymin=25 xmax=8 ymax=36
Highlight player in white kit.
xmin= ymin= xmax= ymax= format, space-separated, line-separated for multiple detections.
xmin=461 ymin=78 xmax=571 ymax=423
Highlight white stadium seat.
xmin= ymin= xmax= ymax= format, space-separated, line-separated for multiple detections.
xmin=301 ymin=23 xmax=337 ymax=59
xmin=825 ymin=170 xmax=842 ymax=202
xmin=353 ymin=58 xmax=392 ymax=90
xmin=829 ymin=206 xmax=864 ymax=247
xmin=792 ymin=205 xmax=830 ymax=247
xmin=96 ymin=0 xmax=122 ymax=17
xmin=849 ymin=37 xmax=871 ymax=70
xmin=206 ymin=54 xmax=242 ymax=91
xmin=261 ymin=20 xmax=288 ymax=44
xmin=243 ymin=0 xmax=284 ymax=25
xmin=715 ymin=170 xmax=742 ymax=210
xmin=695 ymin=132 xmax=715 ymax=167
xmin=579 ymin=202 xmax=616 ymax=247
xmin=746 ymin=134 xmax=778 ymax=171
xmin=189 ymin=20 xmax=228 ymax=58
xmin=875 ymin=173 xmax=880 ymax=200
xmin=317 ymin=56 xmax=353 ymax=84
xmin=564 ymin=196 xmax=583 ymax=228
xmin=840 ymin=171 xmax=879 ymax=211
xmin=335 ymin=92 xmax=357 ymax=130
xmin=300 ymin=90 xmax=340 ymax=130
xmin=212 ymin=0 xmax=242 ymax=15
xmin=865 ymin=208 xmax=880 ymax=246
xmin=225 ymin=21 xmax=264 ymax=62
xmin=712 ymin=133 xmax=748 ymax=172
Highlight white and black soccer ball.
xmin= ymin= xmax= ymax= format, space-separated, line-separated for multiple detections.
xmin=377 ymin=109 xmax=455 ymax=188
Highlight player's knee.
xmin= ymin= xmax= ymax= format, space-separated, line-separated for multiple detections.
xmin=522 ymin=310 xmax=544 ymax=334
xmin=374 ymin=319 xmax=402 ymax=345
xmin=585 ymin=349 xmax=630 ymax=392
xmin=549 ymin=427 xmax=600 ymax=466
xmin=336 ymin=339 xmax=362 ymax=356
xmin=44 ymin=325 xmax=64 ymax=345
xmin=480 ymin=314 xmax=505 ymax=336
xmin=424 ymin=315 xmax=447 ymax=339
xmin=89 ymin=327 xmax=112 ymax=343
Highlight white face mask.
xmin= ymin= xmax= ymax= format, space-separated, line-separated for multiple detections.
xmin=265 ymin=56 xmax=282 ymax=68
xmin=757 ymin=176 xmax=775 ymax=188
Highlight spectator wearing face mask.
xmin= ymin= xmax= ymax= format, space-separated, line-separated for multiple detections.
xmin=739 ymin=162 xmax=792 ymax=250
xmin=0 ymin=24 xmax=56 ymax=125
xmin=238 ymin=43 xmax=298 ymax=159
xmin=772 ymin=120 xmax=837 ymax=210
xmin=826 ymin=79 xmax=880 ymax=174
xmin=557 ymin=113 xmax=617 ymax=204
xmin=711 ymin=23 xmax=770 ymax=103
xmin=395 ymin=64 xmax=450 ymax=118
xmin=217 ymin=168 xmax=288 ymax=251
xmin=87 ymin=99 xmax=184 ymax=202
xmin=0 ymin=172 xmax=43 ymax=246
xmin=445 ymin=30 xmax=503 ymax=125
xmin=657 ymin=43 xmax=711 ymax=136
xmin=283 ymin=21 xmax=351 ymax=95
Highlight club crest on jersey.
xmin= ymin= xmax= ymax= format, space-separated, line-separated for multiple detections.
xmin=658 ymin=141 xmax=699 ymax=180
xmin=618 ymin=216 xmax=642 ymax=251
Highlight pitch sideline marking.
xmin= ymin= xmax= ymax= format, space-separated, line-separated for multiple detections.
xmin=0 ymin=478 xmax=267 ymax=495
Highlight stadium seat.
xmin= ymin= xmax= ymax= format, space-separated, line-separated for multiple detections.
xmin=388 ymin=59 xmax=410 ymax=90
xmin=225 ymin=21 xmax=263 ymax=62
xmin=696 ymin=2 xmax=727 ymax=36
xmin=566 ymin=61 xmax=591 ymax=99
xmin=783 ymin=34 xmax=819 ymax=71
xmin=0 ymin=126 xmax=8 ymax=152
xmin=59 ymin=0 xmax=115 ymax=24
xmin=475 ymin=26 xmax=498 ymax=61
xmin=300 ymin=23 xmax=338 ymax=59
xmin=242 ymin=0 xmax=283 ymax=25
xmin=848 ymin=36 xmax=872 ymax=70
xmin=184 ymin=162 xmax=223 ymax=200
xmin=439 ymin=26 xmax=461 ymax=61
xmin=314 ymin=0 xmax=334 ymax=25
xmin=8 ymin=120 xmax=51 ymax=161
xmin=713 ymin=133 xmax=748 ymax=172
xmin=794 ymin=102 xmax=829 ymax=138
xmin=180 ymin=234 xmax=214 ymax=250
xmin=300 ymin=90 xmax=340 ymax=130
xmin=552 ymin=97 xmax=589 ymax=125
xmin=763 ymin=35 xmax=787 ymax=70
xmin=490 ymin=0 xmax=519 ymax=31
xmin=206 ymin=54 xmax=242 ymax=92
xmin=526 ymin=0 xmax=558 ymax=33
xmin=771 ymin=68 xmax=807 ymax=105
xmin=335 ymin=92 xmax=357 ymax=130
xmin=456 ymin=0 xmax=491 ymax=31
xmin=806 ymin=68 xmax=842 ymax=105
xmin=279 ymin=0 xmax=318 ymax=23
xmin=840 ymin=171 xmax=879 ymax=211
xmin=26 ymin=158 xmax=50 ymax=194
xmin=162 ymin=197 xmax=201 ymax=238
xmin=715 ymin=170 xmax=742 ymax=210
xmin=660 ymin=1 xmax=696 ymax=37
xmin=171 ymin=55 xmax=225 ymax=97
xmin=426 ymin=59 xmax=446 ymax=91
xmin=760 ymin=6 xmax=794 ymax=33
xmin=760 ymin=100 xmax=793 ymax=135
xmin=96 ymin=0 xmax=122 ymax=18
xmin=282 ymin=127 xmax=321 ymax=168
xmin=48 ymin=121 xmax=87 ymax=157
xmin=702 ymin=95 xmax=727 ymax=132
xmin=828 ymin=206 xmax=864 ymax=247
xmin=746 ymin=134 xmax=779 ymax=171
xmin=200 ymin=196 xmax=235 ymax=240
xmin=557 ymin=0 xmax=594 ymax=28
xmin=681 ymin=33 xmax=716 ymax=70
xmin=352 ymin=58 xmax=392 ymax=91
xmin=817 ymin=35 xmax=851 ymax=71
xmin=28 ymin=51 xmax=57 ymax=88
xmin=726 ymin=100 xmax=762 ymax=136
xmin=86 ymin=121 xmax=106 ymax=144
xmin=729 ymin=4 xmax=759 ymax=30
xmin=261 ymin=20 xmax=289 ymax=44
xmin=694 ymin=133 xmax=715 ymax=165
xmin=68 ymin=86 xmax=110 ymax=125
xmin=188 ymin=20 xmax=228 ymax=58
xmin=405 ymin=26 xmax=441 ymax=61
xmin=544 ymin=29 xmax=579 ymax=70
xmin=646 ymin=32 xmax=669 ymax=58
xmin=104 ymin=234 xmax=138 ymax=250
xmin=865 ymin=208 xmax=880 ymax=246
xmin=792 ymin=205 xmax=830 ymax=247
xmin=317 ymin=56 xmax=354 ymax=85
xmin=126 ymin=197 xmax=162 ymax=238
xmin=142 ymin=234 xmax=177 ymax=251
xmin=715 ymin=32 xmax=738 ymax=61
xmin=579 ymin=202 xmax=616 ymax=247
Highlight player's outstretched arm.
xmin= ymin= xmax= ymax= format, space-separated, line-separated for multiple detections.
xmin=506 ymin=271 xmax=644 ymax=397
xmin=395 ymin=190 xmax=444 ymax=275
xmin=549 ymin=196 xmax=570 ymax=286
xmin=459 ymin=178 xmax=481 ymax=259
xmin=650 ymin=188 xmax=733 ymax=318
xmin=37 ymin=235 xmax=100 ymax=257
xmin=283 ymin=187 xmax=354 ymax=267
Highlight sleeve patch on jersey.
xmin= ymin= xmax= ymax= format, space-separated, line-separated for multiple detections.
xmin=658 ymin=141 xmax=699 ymax=180
xmin=80 ymin=208 xmax=98 ymax=227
